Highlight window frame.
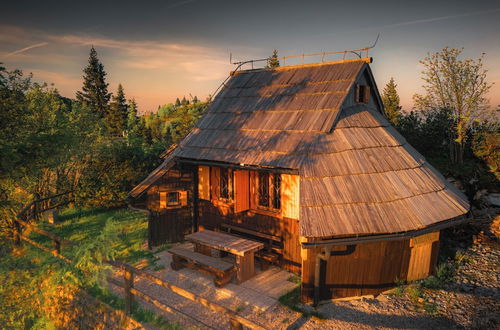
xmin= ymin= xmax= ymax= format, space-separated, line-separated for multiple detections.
xmin=218 ymin=167 xmax=234 ymax=203
xmin=166 ymin=191 xmax=181 ymax=207
xmin=256 ymin=171 xmax=281 ymax=213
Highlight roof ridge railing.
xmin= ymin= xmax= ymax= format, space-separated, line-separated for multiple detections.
xmin=231 ymin=34 xmax=380 ymax=70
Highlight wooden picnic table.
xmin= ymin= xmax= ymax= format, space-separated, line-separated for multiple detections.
xmin=185 ymin=230 xmax=264 ymax=283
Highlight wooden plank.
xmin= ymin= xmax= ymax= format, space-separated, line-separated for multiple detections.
xmin=281 ymin=174 xmax=299 ymax=220
xmin=168 ymin=247 xmax=234 ymax=272
xmin=159 ymin=191 xmax=167 ymax=209
xmin=234 ymin=170 xmax=250 ymax=213
xmin=220 ymin=223 xmax=281 ymax=242
xmin=185 ymin=230 xmax=264 ymax=256
xmin=111 ymin=262 xmax=265 ymax=330
xmin=198 ymin=165 xmax=210 ymax=200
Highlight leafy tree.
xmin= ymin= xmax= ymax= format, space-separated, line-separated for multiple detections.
xmin=107 ymin=84 xmax=128 ymax=134
xmin=76 ymin=47 xmax=111 ymax=118
xmin=413 ymin=47 xmax=493 ymax=164
xmin=382 ymin=77 xmax=402 ymax=125
xmin=267 ymin=49 xmax=280 ymax=69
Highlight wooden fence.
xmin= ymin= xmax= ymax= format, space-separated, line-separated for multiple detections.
xmin=10 ymin=195 xmax=264 ymax=330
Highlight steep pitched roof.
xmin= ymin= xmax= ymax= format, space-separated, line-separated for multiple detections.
xmin=130 ymin=58 xmax=469 ymax=238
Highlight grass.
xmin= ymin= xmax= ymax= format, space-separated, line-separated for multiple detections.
xmin=31 ymin=207 xmax=156 ymax=267
xmin=278 ymin=287 xmax=325 ymax=319
xmin=15 ymin=206 xmax=179 ymax=328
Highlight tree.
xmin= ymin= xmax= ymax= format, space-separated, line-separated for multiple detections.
xmin=174 ymin=97 xmax=181 ymax=107
xmin=126 ymin=98 xmax=140 ymax=134
xmin=382 ymin=77 xmax=402 ymax=125
xmin=107 ymin=84 xmax=128 ymax=134
xmin=413 ymin=47 xmax=493 ymax=164
xmin=76 ymin=47 xmax=111 ymax=118
xmin=266 ymin=49 xmax=280 ymax=69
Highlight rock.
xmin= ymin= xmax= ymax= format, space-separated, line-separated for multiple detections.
xmin=485 ymin=193 xmax=500 ymax=207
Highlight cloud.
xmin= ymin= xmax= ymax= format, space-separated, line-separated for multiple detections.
xmin=378 ymin=8 xmax=500 ymax=30
xmin=4 ymin=42 xmax=49 ymax=57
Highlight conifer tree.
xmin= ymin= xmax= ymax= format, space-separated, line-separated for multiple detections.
xmin=107 ymin=84 xmax=128 ymax=134
xmin=181 ymin=96 xmax=189 ymax=106
xmin=192 ymin=95 xmax=199 ymax=103
xmin=76 ymin=47 xmax=111 ymax=118
xmin=266 ymin=49 xmax=280 ymax=69
xmin=382 ymin=77 xmax=402 ymax=125
xmin=175 ymin=98 xmax=181 ymax=107
xmin=127 ymin=98 xmax=140 ymax=134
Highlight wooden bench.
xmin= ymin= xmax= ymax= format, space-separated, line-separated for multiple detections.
xmin=168 ymin=246 xmax=235 ymax=287
xmin=220 ymin=223 xmax=282 ymax=270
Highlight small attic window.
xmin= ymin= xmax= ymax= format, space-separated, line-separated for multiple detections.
xmin=355 ymin=84 xmax=371 ymax=104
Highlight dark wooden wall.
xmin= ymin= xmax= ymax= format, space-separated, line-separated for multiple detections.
xmin=146 ymin=167 xmax=194 ymax=246
xmin=301 ymin=232 xmax=440 ymax=302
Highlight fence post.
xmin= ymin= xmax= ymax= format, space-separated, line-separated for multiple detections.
xmin=124 ymin=268 xmax=134 ymax=315
xmin=229 ymin=318 xmax=243 ymax=330
xmin=14 ymin=220 xmax=22 ymax=246
xmin=52 ymin=239 xmax=61 ymax=256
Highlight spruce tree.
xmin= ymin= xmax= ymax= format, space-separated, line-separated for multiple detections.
xmin=175 ymin=98 xmax=181 ymax=107
xmin=107 ymin=83 xmax=128 ymax=134
xmin=382 ymin=77 xmax=402 ymax=125
xmin=127 ymin=98 xmax=139 ymax=134
xmin=76 ymin=47 xmax=111 ymax=118
xmin=266 ymin=49 xmax=280 ymax=69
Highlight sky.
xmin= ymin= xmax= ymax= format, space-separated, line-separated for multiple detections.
xmin=1 ymin=0 xmax=499 ymax=113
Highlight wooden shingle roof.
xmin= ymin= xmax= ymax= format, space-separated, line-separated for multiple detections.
xmin=130 ymin=58 xmax=469 ymax=238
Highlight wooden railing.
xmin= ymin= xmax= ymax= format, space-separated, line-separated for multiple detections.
xmin=11 ymin=195 xmax=264 ymax=330
xmin=17 ymin=191 xmax=73 ymax=222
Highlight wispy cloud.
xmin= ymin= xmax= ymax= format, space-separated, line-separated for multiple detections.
xmin=325 ymin=7 xmax=500 ymax=37
xmin=0 ymin=24 xmax=233 ymax=111
xmin=377 ymin=8 xmax=500 ymax=30
xmin=4 ymin=42 xmax=49 ymax=57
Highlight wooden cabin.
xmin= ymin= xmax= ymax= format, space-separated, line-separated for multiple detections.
xmin=128 ymin=57 xmax=469 ymax=303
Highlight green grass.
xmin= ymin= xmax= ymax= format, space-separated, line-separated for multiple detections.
xmin=278 ymin=287 xmax=325 ymax=319
xmin=30 ymin=207 xmax=155 ymax=267
xmin=9 ymin=206 xmax=179 ymax=328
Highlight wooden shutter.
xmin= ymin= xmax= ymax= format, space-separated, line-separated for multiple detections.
xmin=198 ymin=165 xmax=210 ymax=200
xmin=234 ymin=170 xmax=249 ymax=213
xmin=159 ymin=191 xmax=167 ymax=209
xmin=363 ymin=85 xmax=371 ymax=103
xmin=281 ymin=174 xmax=299 ymax=219
xmin=354 ymin=84 xmax=360 ymax=103
xmin=180 ymin=191 xmax=188 ymax=206
xmin=210 ymin=167 xmax=220 ymax=200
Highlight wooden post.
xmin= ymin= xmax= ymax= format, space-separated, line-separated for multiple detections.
xmin=124 ymin=268 xmax=134 ymax=315
xmin=229 ymin=318 xmax=243 ymax=330
xmin=14 ymin=220 xmax=21 ymax=246
xmin=52 ymin=239 xmax=61 ymax=256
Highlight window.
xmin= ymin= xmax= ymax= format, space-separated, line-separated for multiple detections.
xmin=159 ymin=190 xmax=187 ymax=209
xmin=167 ymin=191 xmax=180 ymax=206
xmin=257 ymin=172 xmax=281 ymax=210
xmin=355 ymin=84 xmax=371 ymax=104
xmin=219 ymin=167 xmax=233 ymax=201
xmin=258 ymin=172 xmax=270 ymax=207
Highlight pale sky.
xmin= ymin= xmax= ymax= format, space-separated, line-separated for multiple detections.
xmin=1 ymin=0 xmax=499 ymax=112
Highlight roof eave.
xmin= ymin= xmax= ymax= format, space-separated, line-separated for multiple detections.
xmin=300 ymin=214 xmax=470 ymax=248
